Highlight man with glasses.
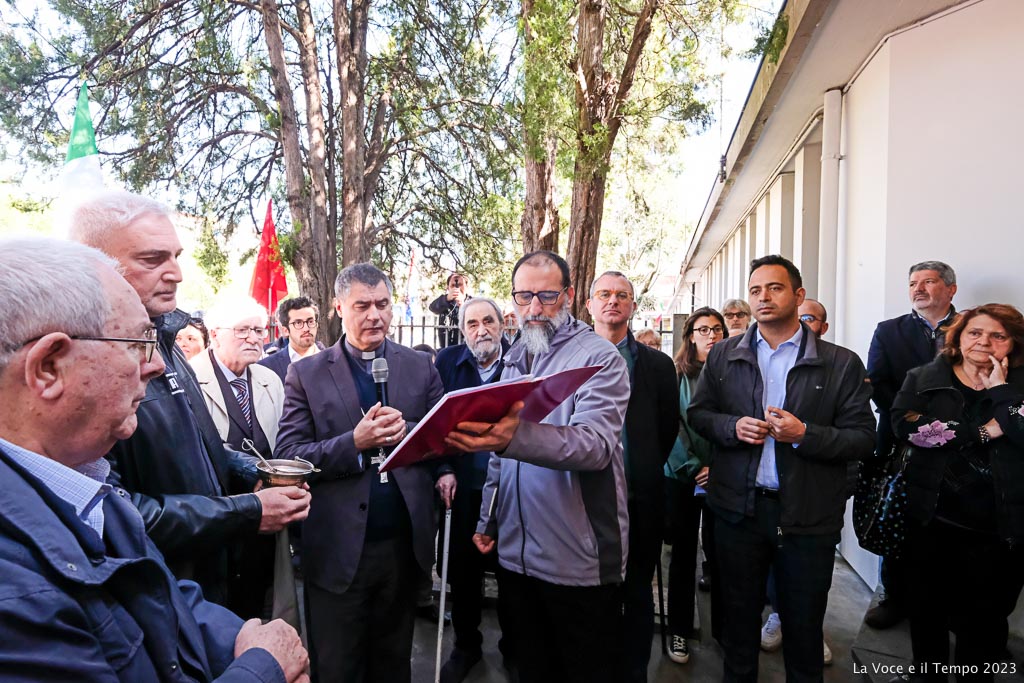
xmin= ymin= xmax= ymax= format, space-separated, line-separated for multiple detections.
xmin=689 ymin=255 xmax=874 ymax=682
xmin=69 ymin=190 xmax=310 ymax=615
xmin=586 ymin=271 xmax=678 ymax=682
xmin=259 ymin=296 xmax=324 ymax=383
xmin=444 ymin=251 xmax=631 ymax=683
xmin=722 ymin=298 xmax=752 ymax=335
xmin=798 ymin=299 xmax=830 ymax=339
xmin=0 ymin=236 xmax=309 ymax=682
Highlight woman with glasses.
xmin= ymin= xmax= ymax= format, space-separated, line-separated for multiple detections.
xmin=891 ymin=304 xmax=1024 ymax=679
xmin=175 ymin=316 xmax=209 ymax=361
xmin=664 ymin=307 xmax=728 ymax=664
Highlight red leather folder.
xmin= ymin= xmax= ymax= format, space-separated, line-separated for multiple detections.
xmin=379 ymin=364 xmax=602 ymax=472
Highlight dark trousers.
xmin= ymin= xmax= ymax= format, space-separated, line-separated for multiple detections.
xmin=716 ymin=496 xmax=838 ymax=683
xmin=307 ymin=537 xmax=419 ymax=683
xmin=502 ymin=570 xmax=622 ymax=683
xmin=621 ymin=499 xmax=664 ymax=682
xmin=665 ymin=477 xmax=701 ymax=638
xmin=444 ymin=488 xmax=512 ymax=657
xmin=906 ymin=519 xmax=1024 ymax=682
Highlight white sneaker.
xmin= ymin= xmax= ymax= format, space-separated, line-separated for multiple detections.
xmin=760 ymin=612 xmax=783 ymax=652
xmin=823 ymin=639 xmax=833 ymax=665
xmin=668 ymin=634 xmax=690 ymax=664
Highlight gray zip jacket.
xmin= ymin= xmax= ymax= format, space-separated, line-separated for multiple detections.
xmin=476 ymin=316 xmax=630 ymax=586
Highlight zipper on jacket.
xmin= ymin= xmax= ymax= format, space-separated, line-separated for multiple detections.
xmin=516 ymin=460 xmax=527 ymax=572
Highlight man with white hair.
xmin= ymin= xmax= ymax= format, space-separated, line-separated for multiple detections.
xmin=445 ymin=250 xmax=631 ymax=683
xmin=192 ymin=296 xmax=287 ymax=620
xmin=434 ymin=297 xmax=513 ymax=682
xmin=69 ymin=190 xmax=310 ymax=617
xmin=0 ymin=236 xmax=309 ymax=682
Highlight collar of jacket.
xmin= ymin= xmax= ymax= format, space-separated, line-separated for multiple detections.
xmin=502 ymin=314 xmax=585 ymax=374
xmin=0 ymin=446 xmax=143 ymax=586
xmin=725 ymin=321 xmax=822 ymax=369
xmin=152 ymin=308 xmax=191 ymax=348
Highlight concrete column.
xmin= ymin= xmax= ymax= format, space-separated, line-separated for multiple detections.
xmin=769 ymin=173 xmax=795 ymax=257
xmin=755 ymin=195 xmax=770 ymax=257
xmin=817 ymin=89 xmax=843 ymax=333
xmin=794 ymin=142 xmax=822 ymax=296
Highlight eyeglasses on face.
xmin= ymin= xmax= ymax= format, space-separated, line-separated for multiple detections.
xmin=221 ymin=326 xmax=269 ymax=340
xmin=594 ymin=290 xmax=632 ymax=302
xmin=799 ymin=314 xmax=820 ymax=324
xmin=693 ymin=325 xmax=725 ymax=337
xmin=288 ymin=318 xmax=319 ymax=330
xmin=511 ymin=288 xmax=566 ymax=306
xmin=17 ymin=328 xmax=159 ymax=363
xmin=723 ymin=311 xmax=749 ymax=320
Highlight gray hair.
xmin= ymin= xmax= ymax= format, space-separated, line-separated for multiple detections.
xmin=588 ymin=270 xmax=634 ymax=298
xmin=909 ymin=261 xmax=956 ymax=286
xmin=66 ymin=190 xmax=172 ymax=249
xmin=721 ymin=298 xmax=751 ymax=315
xmin=458 ymin=297 xmax=503 ymax=331
xmin=0 ymin=237 xmax=115 ymax=371
xmin=334 ymin=263 xmax=394 ymax=299
xmin=204 ymin=295 xmax=269 ymax=332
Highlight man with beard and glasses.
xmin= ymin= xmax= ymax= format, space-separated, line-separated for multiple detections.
xmin=259 ymin=296 xmax=324 ymax=384
xmin=443 ymin=251 xmax=630 ymax=683
xmin=434 ymin=297 xmax=513 ymax=683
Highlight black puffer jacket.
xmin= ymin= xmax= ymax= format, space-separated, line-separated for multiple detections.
xmin=106 ymin=309 xmax=262 ymax=604
xmin=688 ymin=323 xmax=875 ymax=535
xmin=891 ymin=356 xmax=1024 ymax=545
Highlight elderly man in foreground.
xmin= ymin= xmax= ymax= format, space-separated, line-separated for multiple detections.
xmin=0 ymin=236 xmax=307 ymax=682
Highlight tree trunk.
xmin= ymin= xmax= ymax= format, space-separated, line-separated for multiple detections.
xmin=335 ymin=0 xmax=372 ymax=266
xmin=260 ymin=0 xmax=336 ymax=338
xmin=521 ymin=135 xmax=560 ymax=253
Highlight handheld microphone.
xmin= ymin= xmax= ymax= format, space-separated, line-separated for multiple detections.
xmin=371 ymin=357 xmax=390 ymax=407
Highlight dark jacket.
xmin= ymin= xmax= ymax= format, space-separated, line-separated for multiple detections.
xmin=621 ymin=331 xmax=679 ymax=523
xmin=428 ymin=294 xmax=467 ymax=348
xmin=0 ymin=446 xmax=282 ymax=683
xmin=434 ymin=338 xmax=511 ymax=490
xmin=257 ymin=342 xmax=326 ymax=384
xmin=688 ymin=323 xmax=875 ymax=534
xmin=891 ymin=356 xmax=1024 ymax=544
xmin=107 ymin=309 xmax=262 ymax=604
xmin=275 ymin=338 xmax=446 ymax=594
xmin=867 ymin=310 xmax=951 ymax=458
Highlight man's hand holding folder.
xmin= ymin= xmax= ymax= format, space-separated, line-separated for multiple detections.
xmin=444 ymin=400 xmax=525 ymax=455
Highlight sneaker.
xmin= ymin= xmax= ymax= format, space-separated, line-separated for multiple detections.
xmin=440 ymin=648 xmax=482 ymax=683
xmin=760 ymin=612 xmax=782 ymax=652
xmin=668 ymin=635 xmax=690 ymax=664
xmin=864 ymin=597 xmax=905 ymax=630
xmin=823 ymin=639 xmax=833 ymax=665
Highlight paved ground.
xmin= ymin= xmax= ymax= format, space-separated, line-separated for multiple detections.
xmin=411 ymin=546 xmax=876 ymax=683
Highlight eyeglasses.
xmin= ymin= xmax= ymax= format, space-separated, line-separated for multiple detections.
xmin=723 ymin=311 xmax=749 ymax=320
xmin=19 ymin=329 xmax=158 ymax=363
xmin=799 ymin=314 xmax=820 ymax=324
xmin=694 ymin=325 xmax=725 ymax=337
xmin=288 ymin=318 xmax=319 ymax=330
xmin=593 ymin=290 xmax=632 ymax=302
xmin=221 ymin=326 xmax=269 ymax=340
xmin=511 ymin=288 xmax=566 ymax=306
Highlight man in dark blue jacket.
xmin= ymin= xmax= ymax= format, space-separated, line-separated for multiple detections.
xmin=259 ymin=296 xmax=324 ymax=384
xmin=689 ymin=255 xmax=875 ymax=683
xmin=0 ymin=236 xmax=307 ymax=682
xmin=864 ymin=260 xmax=957 ymax=629
xmin=434 ymin=297 xmax=512 ymax=682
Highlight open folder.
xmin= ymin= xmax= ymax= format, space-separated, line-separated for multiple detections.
xmin=378 ymin=364 xmax=602 ymax=472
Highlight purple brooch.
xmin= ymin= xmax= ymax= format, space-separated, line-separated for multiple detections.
xmin=908 ymin=420 xmax=957 ymax=448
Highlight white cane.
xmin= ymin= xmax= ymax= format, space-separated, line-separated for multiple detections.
xmin=435 ymin=507 xmax=453 ymax=683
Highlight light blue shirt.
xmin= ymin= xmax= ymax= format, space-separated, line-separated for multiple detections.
xmin=754 ymin=325 xmax=804 ymax=489
xmin=0 ymin=437 xmax=111 ymax=537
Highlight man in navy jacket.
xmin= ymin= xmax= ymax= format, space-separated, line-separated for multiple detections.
xmin=864 ymin=260 xmax=957 ymax=629
xmin=434 ymin=297 xmax=512 ymax=682
xmin=0 ymin=236 xmax=307 ymax=682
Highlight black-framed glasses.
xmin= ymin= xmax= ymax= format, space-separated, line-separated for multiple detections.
xmin=724 ymin=311 xmax=749 ymax=320
xmin=511 ymin=288 xmax=566 ymax=306
xmin=799 ymin=314 xmax=820 ymax=324
xmin=288 ymin=318 xmax=319 ymax=330
xmin=694 ymin=325 xmax=725 ymax=337
xmin=220 ymin=326 xmax=269 ymax=339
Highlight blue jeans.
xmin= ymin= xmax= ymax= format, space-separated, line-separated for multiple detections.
xmin=715 ymin=496 xmax=838 ymax=683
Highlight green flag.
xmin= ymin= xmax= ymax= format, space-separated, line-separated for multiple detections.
xmin=63 ymin=81 xmax=103 ymax=189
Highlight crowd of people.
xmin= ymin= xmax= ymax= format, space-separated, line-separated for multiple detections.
xmin=0 ymin=187 xmax=1021 ymax=683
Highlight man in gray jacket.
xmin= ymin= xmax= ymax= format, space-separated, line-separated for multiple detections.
xmin=445 ymin=251 xmax=630 ymax=683
xmin=689 ymin=255 xmax=874 ymax=683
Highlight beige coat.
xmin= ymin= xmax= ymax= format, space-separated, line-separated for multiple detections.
xmin=190 ymin=350 xmax=286 ymax=453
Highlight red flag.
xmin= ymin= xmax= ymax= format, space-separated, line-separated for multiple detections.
xmin=249 ymin=201 xmax=289 ymax=314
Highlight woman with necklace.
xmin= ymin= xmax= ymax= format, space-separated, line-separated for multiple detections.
xmin=891 ymin=303 xmax=1024 ymax=680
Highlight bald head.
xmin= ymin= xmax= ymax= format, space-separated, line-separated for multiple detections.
xmin=798 ymin=299 xmax=829 ymax=338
